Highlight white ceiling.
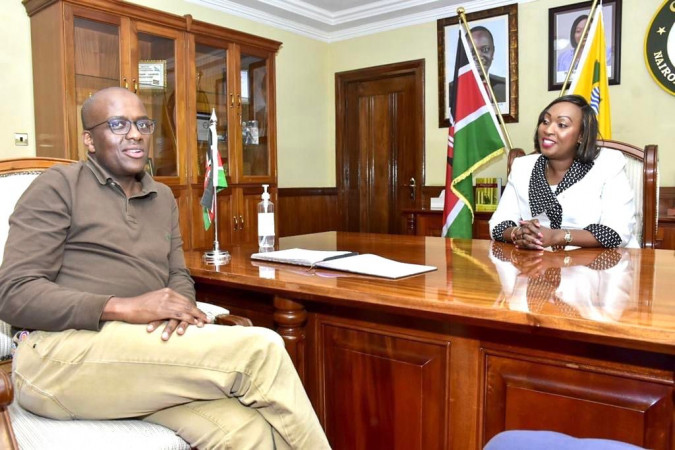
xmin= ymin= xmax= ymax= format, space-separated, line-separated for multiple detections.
xmin=188 ymin=0 xmax=534 ymax=42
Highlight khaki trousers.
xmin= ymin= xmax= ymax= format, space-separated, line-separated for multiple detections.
xmin=12 ymin=321 xmax=330 ymax=450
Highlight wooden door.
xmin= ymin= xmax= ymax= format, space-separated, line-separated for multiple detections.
xmin=336 ymin=60 xmax=424 ymax=234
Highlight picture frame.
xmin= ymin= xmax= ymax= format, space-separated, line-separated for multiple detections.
xmin=138 ymin=60 xmax=167 ymax=89
xmin=548 ymin=0 xmax=622 ymax=91
xmin=437 ymin=4 xmax=519 ymax=127
xmin=196 ymin=112 xmax=211 ymax=142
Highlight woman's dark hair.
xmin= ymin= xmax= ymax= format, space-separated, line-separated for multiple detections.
xmin=533 ymin=94 xmax=599 ymax=163
xmin=570 ymin=14 xmax=588 ymax=48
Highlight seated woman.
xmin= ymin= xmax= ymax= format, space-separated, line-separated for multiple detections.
xmin=489 ymin=94 xmax=638 ymax=250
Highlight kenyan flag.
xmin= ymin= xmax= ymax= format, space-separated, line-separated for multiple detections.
xmin=443 ymin=31 xmax=506 ymax=238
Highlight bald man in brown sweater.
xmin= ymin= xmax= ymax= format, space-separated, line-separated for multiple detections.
xmin=0 ymin=87 xmax=329 ymax=450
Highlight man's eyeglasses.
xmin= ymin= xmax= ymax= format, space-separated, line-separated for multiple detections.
xmin=86 ymin=118 xmax=156 ymax=135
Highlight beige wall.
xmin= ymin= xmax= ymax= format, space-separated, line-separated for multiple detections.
xmin=0 ymin=1 xmax=35 ymax=160
xmin=329 ymin=0 xmax=674 ymax=186
xmin=2 ymin=0 xmax=673 ymax=187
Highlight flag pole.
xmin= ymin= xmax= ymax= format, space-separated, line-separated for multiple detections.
xmin=203 ymin=108 xmax=230 ymax=265
xmin=559 ymin=0 xmax=600 ymax=96
xmin=457 ymin=7 xmax=513 ymax=152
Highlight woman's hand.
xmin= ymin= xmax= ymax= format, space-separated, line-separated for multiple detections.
xmin=515 ymin=219 xmax=568 ymax=250
xmin=512 ymin=219 xmax=544 ymax=250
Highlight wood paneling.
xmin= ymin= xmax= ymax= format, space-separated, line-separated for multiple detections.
xmin=658 ymin=187 xmax=675 ymax=249
xmin=402 ymin=208 xmax=491 ymax=239
xmin=483 ymin=350 xmax=673 ymax=449
xmin=278 ymin=188 xmax=338 ymax=237
xmin=319 ymin=320 xmax=448 ymax=450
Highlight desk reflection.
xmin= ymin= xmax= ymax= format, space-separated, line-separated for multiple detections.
xmin=489 ymin=242 xmax=633 ymax=322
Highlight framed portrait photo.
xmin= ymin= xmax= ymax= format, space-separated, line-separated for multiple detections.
xmin=548 ymin=0 xmax=622 ymax=91
xmin=437 ymin=4 xmax=519 ymax=128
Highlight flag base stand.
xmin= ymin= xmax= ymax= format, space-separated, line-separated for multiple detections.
xmin=203 ymin=242 xmax=230 ymax=266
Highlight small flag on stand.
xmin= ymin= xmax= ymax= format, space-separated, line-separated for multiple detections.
xmin=568 ymin=3 xmax=612 ymax=139
xmin=200 ymin=109 xmax=227 ymax=230
xmin=442 ymin=31 xmax=506 ymax=238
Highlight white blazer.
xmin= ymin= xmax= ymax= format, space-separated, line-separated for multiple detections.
xmin=489 ymin=149 xmax=639 ymax=248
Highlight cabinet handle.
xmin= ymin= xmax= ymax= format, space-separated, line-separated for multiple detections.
xmin=230 ymin=93 xmax=234 ymax=107
xmin=123 ymin=77 xmax=128 ymax=90
xmin=233 ymin=216 xmax=238 ymax=231
xmin=239 ymin=215 xmax=244 ymax=228
xmin=237 ymin=94 xmax=241 ymax=107
xmin=133 ymin=79 xmax=138 ymax=93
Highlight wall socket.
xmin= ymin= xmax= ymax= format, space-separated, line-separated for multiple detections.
xmin=15 ymin=133 xmax=29 ymax=146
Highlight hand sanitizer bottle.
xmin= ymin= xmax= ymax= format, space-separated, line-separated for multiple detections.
xmin=257 ymin=184 xmax=275 ymax=249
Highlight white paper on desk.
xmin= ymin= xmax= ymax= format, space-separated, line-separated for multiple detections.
xmin=250 ymin=248 xmax=355 ymax=267
xmin=315 ymin=254 xmax=437 ymax=279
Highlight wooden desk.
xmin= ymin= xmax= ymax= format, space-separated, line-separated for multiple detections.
xmin=186 ymin=232 xmax=675 ymax=450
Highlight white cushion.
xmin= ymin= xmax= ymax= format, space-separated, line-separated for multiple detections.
xmin=1 ymin=172 xmax=42 ymax=359
xmin=0 ymin=172 xmax=40 ymax=266
xmin=620 ymin=153 xmax=644 ymax=246
xmin=9 ymin=401 xmax=190 ymax=450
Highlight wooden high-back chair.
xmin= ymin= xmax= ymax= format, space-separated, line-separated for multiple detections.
xmin=598 ymin=140 xmax=659 ymax=248
xmin=0 ymin=157 xmax=250 ymax=449
xmin=506 ymin=140 xmax=659 ymax=248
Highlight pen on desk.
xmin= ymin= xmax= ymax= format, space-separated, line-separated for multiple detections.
xmin=320 ymin=252 xmax=359 ymax=262
xmin=308 ymin=252 xmax=359 ymax=271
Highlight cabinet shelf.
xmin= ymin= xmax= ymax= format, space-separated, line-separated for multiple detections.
xmin=25 ymin=0 xmax=280 ymax=250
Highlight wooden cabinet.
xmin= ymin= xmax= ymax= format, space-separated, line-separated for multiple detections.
xmin=23 ymin=0 xmax=280 ymax=250
xmin=483 ymin=347 xmax=673 ymax=449
xmin=190 ymin=184 xmax=277 ymax=248
xmin=403 ymin=209 xmax=492 ymax=239
xmin=319 ymin=321 xmax=448 ymax=450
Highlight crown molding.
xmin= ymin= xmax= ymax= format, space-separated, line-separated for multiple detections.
xmin=187 ymin=0 xmax=534 ymax=43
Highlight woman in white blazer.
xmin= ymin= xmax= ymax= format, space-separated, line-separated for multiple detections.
xmin=489 ymin=95 xmax=638 ymax=249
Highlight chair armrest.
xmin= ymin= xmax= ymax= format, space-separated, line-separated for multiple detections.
xmin=0 ymin=371 xmax=18 ymax=449
xmin=0 ymin=371 xmax=12 ymax=409
xmin=214 ymin=314 xmax=253 ymax=327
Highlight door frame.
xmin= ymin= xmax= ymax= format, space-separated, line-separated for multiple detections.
xmin=335 ymin=59 xmax=425 ymax=232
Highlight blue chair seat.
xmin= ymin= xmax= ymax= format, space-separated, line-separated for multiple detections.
xmin=484 ymin=430 xmax=646 ymax=450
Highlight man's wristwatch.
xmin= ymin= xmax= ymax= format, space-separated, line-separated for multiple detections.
xmin=562 ymin=229 xmax=572 ymax=245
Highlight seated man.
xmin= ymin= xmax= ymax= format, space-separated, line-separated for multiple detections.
xmin=0 ymin=87 xmax=330 ymax=450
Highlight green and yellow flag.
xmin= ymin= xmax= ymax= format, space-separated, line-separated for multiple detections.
xmin=568 ymin=4 xmax=612 ymax=139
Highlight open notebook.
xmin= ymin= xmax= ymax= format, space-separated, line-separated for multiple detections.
xmin=250 ymin=248 xmax=437 ymax=279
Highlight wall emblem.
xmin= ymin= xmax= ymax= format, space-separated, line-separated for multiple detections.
xmin=645 ymin=0 xmax=675 ymax=95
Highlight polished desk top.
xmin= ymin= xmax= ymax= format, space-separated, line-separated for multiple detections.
xmin=186 ymin=232 xmax=675 ymax=354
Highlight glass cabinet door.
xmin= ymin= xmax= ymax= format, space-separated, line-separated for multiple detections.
xmin=136 ymin=31 xmax=178 ymax=177
xmin=194 ymin=43 xmax=229 ymax=181
xmin=73 ymin=16 xmax=121 ymax=161
xmin=240 ymin=53 xmax=270 ymax=178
